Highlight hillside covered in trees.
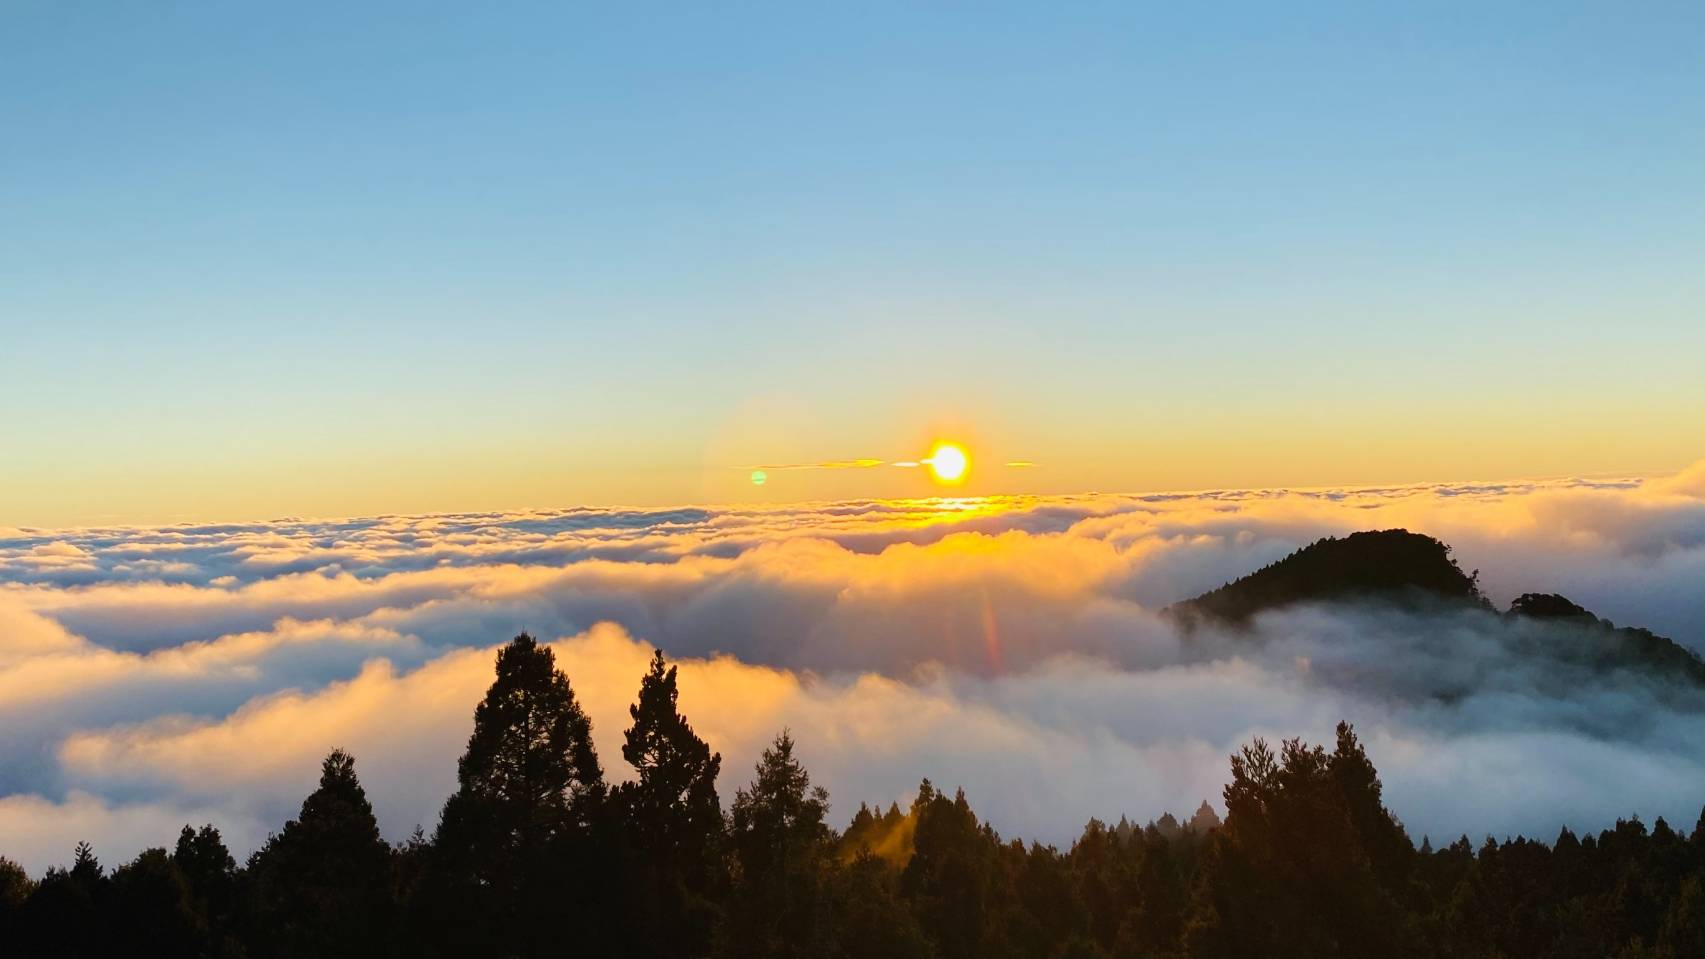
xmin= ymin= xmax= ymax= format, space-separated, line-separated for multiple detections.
xmin=4 ymin=630 xmax=1705 ymax=958
xmin=1165 ymin=529 xmax=1493 ymax=625
xmin=1166 ymin=529 xmax=1705 ymax=687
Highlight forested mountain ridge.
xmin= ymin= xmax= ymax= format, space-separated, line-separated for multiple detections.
xmin=5 ymin=632 xmax=1705 ymax=958
xmin=1163 ymin=529 xmax=1490 ymax=626
xmin=1506 ymin=592 xmax=1705 ymax=686
xmin=1166 ymin=529 xmax=1705 ymax=687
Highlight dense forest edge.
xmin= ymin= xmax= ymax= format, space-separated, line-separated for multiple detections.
xmin=6 ymin=528 xmax=1705 ymax=957
xmin=5 ymin=634 xmax=1704 ymax=958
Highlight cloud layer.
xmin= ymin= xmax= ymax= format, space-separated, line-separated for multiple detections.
xmin=3 ymin=466 xmax=1705 ymax=873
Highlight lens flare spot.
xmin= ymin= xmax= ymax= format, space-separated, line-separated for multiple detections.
xmin=750 ymin=469 xmax=767 ymax=486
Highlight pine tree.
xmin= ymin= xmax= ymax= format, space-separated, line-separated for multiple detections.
xmin=0 ymin=855 xmax=34 ymax=944
xmin=1189 ymin=800 xmax=1223 ymax=834
xmin=1185 ymin=734 xmax=1417 ymax=958
xmin=19 ymin=861 xmax=103 ymax=957
xmin=109 ymin=847 xmax=210 ymax=958
xmin=426 ymin=632 xmax=609 ymax=957
xmin=70 ymin=841 xmax=102 ymax=888
xmin=717 ymin=731 xmax=833 ymax=958
xmin=446 ymin=633 xmax=605 ymax=835
xmin=902 ymin=782 xmax=998 ymax=959
xmin=618 ymin=649 xmax=726 ymax=958
xmin=173 ymin=823 xmax=236 ymax=943
xmin=246 ymin=749 xmax=394 ymax=959
xmin=1329 ymin=721 xmax=1415 ymax=890
xmin=1120 ymin=835 xmax=1183 ymax=955
xmin=1657 ymin=875 xmax=1705 ymax=957
xmin=820 ymin=852 xmax=932 ymax=959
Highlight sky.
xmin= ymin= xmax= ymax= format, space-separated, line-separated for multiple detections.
xmin=4 ymin=462 xmax=1705 ymax=874
xmin=3 ymin=2 xmax=1704 ymax=526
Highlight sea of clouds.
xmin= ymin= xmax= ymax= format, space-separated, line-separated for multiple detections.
xmin=3 ymin=462 xmax=1705 ymax=874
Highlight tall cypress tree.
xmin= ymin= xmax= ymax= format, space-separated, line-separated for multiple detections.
xmin=617 ymin=649 xmax=725 ymax=959
xmin=427 ymin=632 xmax=608 ymax=957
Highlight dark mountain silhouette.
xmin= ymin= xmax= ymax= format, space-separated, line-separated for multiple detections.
xmin=1167 ymin=529 xmax=1705 ymax=687
xmin=1508 ymin=592 xmax=1705 ymax=685
xmin=1165 ymin=529 xmax=1489 ymax=627
xmin=1507 ymin=592 xmax=1598 ymax=623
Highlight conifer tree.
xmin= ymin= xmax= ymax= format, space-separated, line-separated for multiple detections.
xmin=70 ymin=841 xmax=101 ymax=889
xmin=109 ymin=847 xmax=210 ymax=957
xmin=1121 ymin=836 xmax=1183 ymax=955
xmin=452 ymin=633 xmax=605 ymax=830
xmin=1185 ymin=733 xmax=1417 ymax=958
xmin=618 ymin=649 xmax=726 ymax=958
xmin=902 ymin=782 xmax=998 ymax=959
xmin=20 ymin=861 xmax=103 ymax=957
xmin=0 ymin=856 xmax=26 ymax=904
xmin=247 ymin=749 xmax=393 ymax=959
xmin=0 ymin=856 xmax=33 ymax=945
xmin=717 ymin=731 xmax=833 ymax=958
xmin=820 ymin=852 xmax=932 ymax=959
xmin=173 ymin=823 xmax=236 ymax=942
xmin=427 ymin=632 xmax=609 ymax=957
xmin=1329 ymin=721 xmax=1415 ymax=889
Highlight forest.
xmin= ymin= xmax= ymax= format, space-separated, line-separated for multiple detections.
xmin=4 ymin=632 xmax=1703 ymax=959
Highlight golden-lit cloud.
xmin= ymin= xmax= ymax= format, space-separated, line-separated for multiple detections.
xmin=3 ymin=462 xmax=1705 ymax=873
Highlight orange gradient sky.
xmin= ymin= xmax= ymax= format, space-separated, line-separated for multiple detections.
xmin=4 ymin=4 xmax=1703 ymax=528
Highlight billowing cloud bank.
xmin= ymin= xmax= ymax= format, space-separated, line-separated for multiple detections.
xmin=4 ymin=464 xmax=1705 ymax=873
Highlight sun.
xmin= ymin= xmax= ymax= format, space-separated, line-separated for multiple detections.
xmin=928 ymin=442 xmax=969 ymax=484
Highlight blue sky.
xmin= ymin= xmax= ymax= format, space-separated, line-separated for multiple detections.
xmin=3 ymin=2 xmax=1703 ymax=525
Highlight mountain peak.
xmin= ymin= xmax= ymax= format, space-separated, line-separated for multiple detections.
xmin=1508 ymin=592 xmax=1598 ymax=623
xmin=1166 ymin=534 xmax=1705 ymax=687
xmin=1506 ymin=592 xmax=1705 ymax=685
xmin=1166 ymin=529 xmax=1486 ymax=627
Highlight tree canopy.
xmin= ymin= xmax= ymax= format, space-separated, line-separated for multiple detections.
xmin=9 ymin=631 xmax=1705 ymax=959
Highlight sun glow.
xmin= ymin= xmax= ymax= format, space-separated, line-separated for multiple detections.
xmin=927 ymin=442 xmax=969 ymax=484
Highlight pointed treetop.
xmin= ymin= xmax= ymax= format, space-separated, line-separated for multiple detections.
xmin=454 ymin=631 xmax=606 ymax=825
xmin=71 ymin=840 xmax=102 ymax=883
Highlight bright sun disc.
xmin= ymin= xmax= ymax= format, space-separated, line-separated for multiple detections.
xmin=928 ymin=443 xmax=969 ymax=483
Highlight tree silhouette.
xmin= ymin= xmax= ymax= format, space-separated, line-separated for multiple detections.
xmin=172 ymin=824 xmax=237 ymax=951
xmin=8 ymin=628 xmax=1705 ymax=959
xmin=427 ymin=632 xmax=609 ymax=957
xmin=109 ymin=848 xmax=210 ymax=957
xmin=902 ymin=782 xmax=1000 ymax=959
xmin=246 ymin=749 xmax=393 ymax=959
xmin=0 ymin=855 xmax=34 ymax=949
xmin=1168 ymin=529 xmax=1490 ymax=627
xmin=69 ymin=842 xmax=101 ymax=889
xmin=20 ymin=861 xmax=103 ymax=957
xmin=1186 ymin=728 xmax=1417 ymax=958
xmin=618 ymin=649 xmax=726 ymax=958
xmin=819 ymin=850 xmax=932 ymax=959
xmin=715 ymin=731 xmax=831 ymax=956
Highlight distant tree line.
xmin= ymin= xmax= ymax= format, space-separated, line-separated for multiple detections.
xmin=4 ymin=632 xmax=1703 ymax=958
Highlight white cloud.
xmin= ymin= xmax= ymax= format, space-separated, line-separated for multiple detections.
xmin=3 ymin=463 xmax=1705 ymax=874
